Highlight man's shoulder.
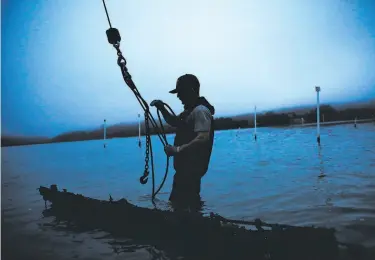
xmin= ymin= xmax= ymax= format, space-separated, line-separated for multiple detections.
xmin=192 ymin=105 xmax=211 ymax=116
xmin=189 ymin=105 xmax=212 ymax=125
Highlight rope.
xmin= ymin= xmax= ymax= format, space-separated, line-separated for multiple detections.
xmin=144 ymin=104 xmax=176 ymax=200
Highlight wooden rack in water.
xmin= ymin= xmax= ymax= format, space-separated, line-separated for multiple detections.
xmin=37 ymin=184 xmax=353 ymax=260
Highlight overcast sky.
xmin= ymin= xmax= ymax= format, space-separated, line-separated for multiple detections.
xmin=2 ymin=0 xmax=375 ymax=137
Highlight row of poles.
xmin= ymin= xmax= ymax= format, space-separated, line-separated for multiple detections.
xmin=251 ymin=86 xmax=322 ymax=145
xmin=251 ymin=86 xmax=360 ymax=145
xmin=102 ymin=113 xmax=143 ymax=149
xmin=103 ymin=86 xmax=363 ymax=148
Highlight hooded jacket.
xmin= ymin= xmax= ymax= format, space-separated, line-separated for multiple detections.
xmin=173 ymin=97 xmax=215 ymax=175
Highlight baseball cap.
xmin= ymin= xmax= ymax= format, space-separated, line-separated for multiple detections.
xmin=169 ymin=74 xmax=200 ymax=94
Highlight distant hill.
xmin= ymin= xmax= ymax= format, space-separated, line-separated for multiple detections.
xmin=332 ymin=99 xmax=375 ymax=110
xmin=1 ymin=135 xmax=50 ymax=147
xmin=230 ymin=99 xmax=375 ymax=122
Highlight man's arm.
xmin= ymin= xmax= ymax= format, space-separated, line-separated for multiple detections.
xmin=151 ymin=100 xmax=180 ymax=127
xmin=157 ymin=106 xmax=180 ymax=127
xmin=179 ymin=132 xmax=210 ymax=152
xmin=179 ymin=107 xmax=212 ymax=153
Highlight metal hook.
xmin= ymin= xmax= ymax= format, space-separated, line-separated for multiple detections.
xmin=140 ymin=175 xmax=148 ymax=184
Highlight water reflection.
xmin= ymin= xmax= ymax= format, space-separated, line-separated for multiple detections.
xmin=318 ymin=146 xmax=326 ymax=178
xmin=138 ymin=193 xmax=206 ymax=214
xmin=40 ymin=208 xmax=176 ymax=260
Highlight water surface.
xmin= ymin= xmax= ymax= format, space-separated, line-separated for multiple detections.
xmin=2 ymin=123 xmax=375 ymax=259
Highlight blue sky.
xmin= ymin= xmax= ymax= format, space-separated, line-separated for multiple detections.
xmin=2 ymin=0 xmax=375 ymax=137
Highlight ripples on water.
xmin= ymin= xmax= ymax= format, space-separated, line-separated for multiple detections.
xmin=2 ymin=123 xmax=375 ymax=259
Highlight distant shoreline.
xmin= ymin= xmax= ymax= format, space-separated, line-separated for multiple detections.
xmin=290 ymin=118 xmax=373 ymax=128
xmin=2 ymin=119 xmax=374 ymax=148
xmin=2 ymin=104 xmax=374 ymax=147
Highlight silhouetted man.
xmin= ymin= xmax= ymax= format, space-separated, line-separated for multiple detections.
xmin=151 ymin=74 xmax=215 ymax=211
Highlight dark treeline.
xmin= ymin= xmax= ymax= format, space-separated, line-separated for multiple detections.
xmin=2 ymin=105 xmax=375 ymax=147
xmin=258 ymin=105 xmax=375 ymax=127
xmin=302 ymin=105 xmax=375 ymax=122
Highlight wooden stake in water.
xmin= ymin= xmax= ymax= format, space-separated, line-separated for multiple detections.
xmin=315 ymin=86 xmax=321 ymax=145
xmin=138 ymin=113 xmax=142 ymax=148
xmin=354 ymin=117 xmax=357 ymax=128
xmin=103 ymin=119 xmax=107 ymax=148
xmin=254 ymin=105 xmax=257 ymax=141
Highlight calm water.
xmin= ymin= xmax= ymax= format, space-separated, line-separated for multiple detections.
xmin=2 ymin=123 xmax=375 ymax=259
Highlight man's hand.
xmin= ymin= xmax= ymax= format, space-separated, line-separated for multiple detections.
xmin=150 ymin=100 xmax=164 ymax=110
xmin=164 ymin=145 xmax=179 ymax=157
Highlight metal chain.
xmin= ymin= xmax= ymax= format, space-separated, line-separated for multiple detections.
xmin=143 ymin=110 xmax=150 ymax=178
xmin=114 ymin=43 xmax=126 ymax=65
xmin=114 ymin=44 xmax=135 ymax=90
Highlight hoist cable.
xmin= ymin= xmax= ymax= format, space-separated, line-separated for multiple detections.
xmin=101 ymin=0 xmax=112 ymax=28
